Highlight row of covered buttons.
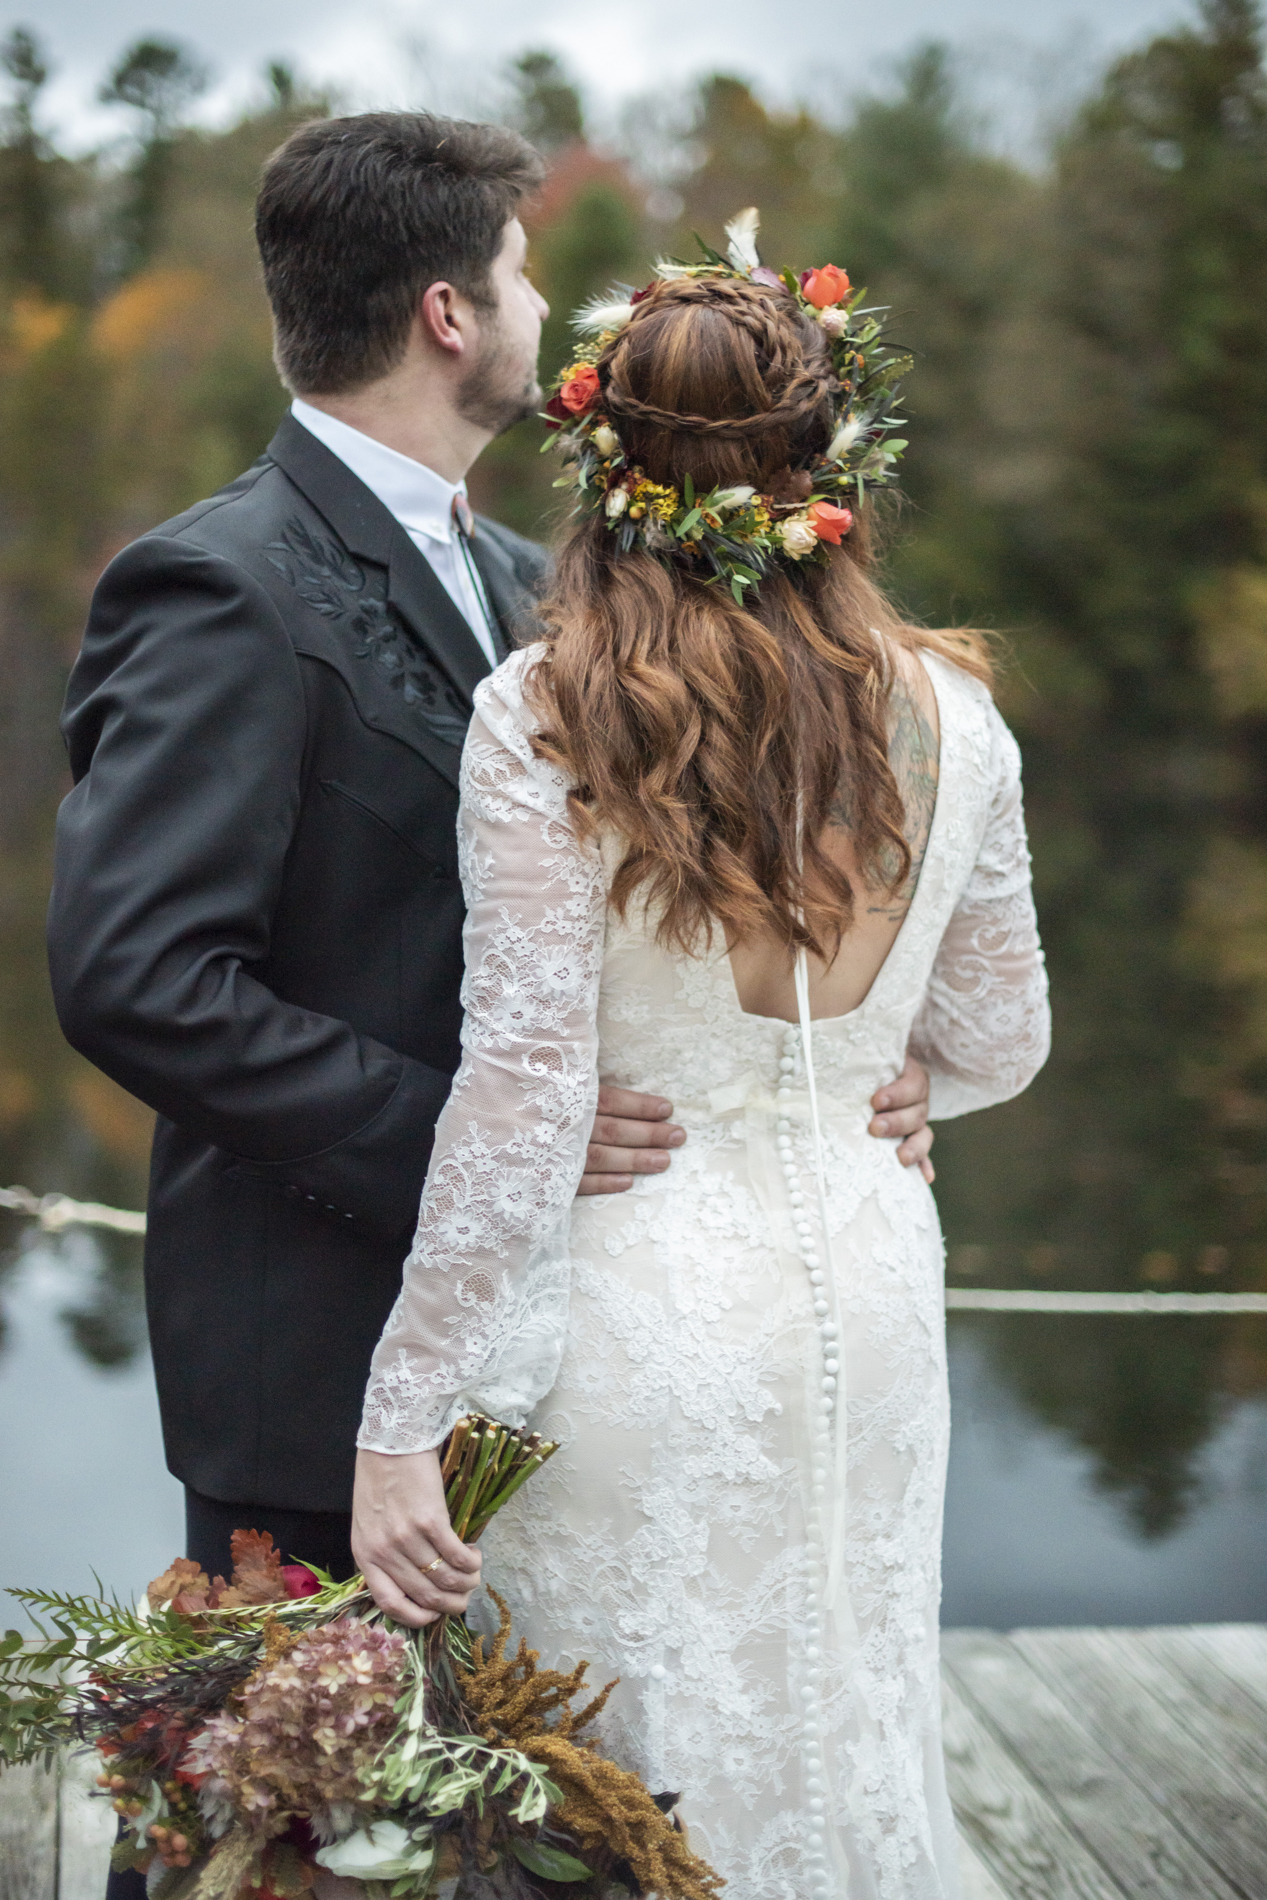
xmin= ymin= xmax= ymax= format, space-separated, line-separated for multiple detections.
xmin=775 ymin=1019 xmax=837 ymax=1897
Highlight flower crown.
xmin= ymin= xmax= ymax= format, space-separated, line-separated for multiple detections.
xmin=541 ymin=208 xmax=911 ymax=604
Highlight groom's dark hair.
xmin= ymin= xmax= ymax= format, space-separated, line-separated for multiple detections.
xmin=256 ymin=111 xmax=546 ymax=395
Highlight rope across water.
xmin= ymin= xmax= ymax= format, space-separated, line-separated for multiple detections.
xmin=0 ymin=1185 xmax=1261 ymax=1309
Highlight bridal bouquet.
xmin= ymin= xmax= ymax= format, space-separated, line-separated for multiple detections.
xmin=0 ymin=1416 xmax=721 ymax=1900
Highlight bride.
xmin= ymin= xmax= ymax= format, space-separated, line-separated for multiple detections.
xmin=350 ymin=248 xmax=1049 ymax=1900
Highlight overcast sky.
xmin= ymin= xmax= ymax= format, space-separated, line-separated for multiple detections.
xmin=21 ymin=0 xmax=1198 ymax=155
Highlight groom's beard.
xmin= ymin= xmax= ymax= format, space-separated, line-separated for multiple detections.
xmin=456 ymin=313 xmax=541 ymax=438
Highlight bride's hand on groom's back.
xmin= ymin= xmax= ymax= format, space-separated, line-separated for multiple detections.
xmin=352 ymin=1447 xmax=482 ymax=1627
xmin=578 ymin=1085 xmax=686 ymax=1195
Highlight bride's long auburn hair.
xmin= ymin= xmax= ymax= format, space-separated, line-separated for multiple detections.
xmin=531 ymin=275 xmax=991 ymax=962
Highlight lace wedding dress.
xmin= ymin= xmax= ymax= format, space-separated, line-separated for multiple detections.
xmin=360 ymin=643 xmax=1050 ymax=1900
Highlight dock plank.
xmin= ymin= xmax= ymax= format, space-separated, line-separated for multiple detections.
xmin=1182 ymin=1624 xmax=1267 ymax=1713
xmin=942 ymin=1631 xmax=1243 ymax=1900
xmin=940 ymin=1670 xmax=1126 ymax=1899
xmin=1132 ymin=1626 xmax=1267 ymax=1755
xmin=0 ymin=1761 xmax=57 ymax=1900
xmin=1110 ymin=1630 xmax=1267 ymax=1808
xmin=957 ymin=1834 xmax=1014 ymax=1900
xmin=1013 ymin=1627 xmax=1267 ymax=1900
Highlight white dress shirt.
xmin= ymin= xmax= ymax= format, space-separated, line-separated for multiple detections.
xmin=290 ymin=398 xmax=500 ymax=669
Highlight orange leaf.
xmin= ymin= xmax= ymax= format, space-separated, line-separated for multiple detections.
xmin=229 ymin=1528 xmax=287 ymax=1605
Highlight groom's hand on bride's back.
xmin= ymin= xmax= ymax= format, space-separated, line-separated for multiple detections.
xmin=578 ymin=1085 xmax=685 ymax=1195
xmin=869 ymin=1054 xmax=935 ymax=1183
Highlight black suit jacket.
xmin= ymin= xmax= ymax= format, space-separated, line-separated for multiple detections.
xmin=48 ymin=415 xmax=550 ymax=1511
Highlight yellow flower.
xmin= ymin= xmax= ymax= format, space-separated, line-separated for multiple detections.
xmin=630 ymin=476 xmax=679 ymax=523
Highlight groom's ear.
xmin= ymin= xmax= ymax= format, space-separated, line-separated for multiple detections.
xmin=418 ymin=281 xmax=469 ymax=358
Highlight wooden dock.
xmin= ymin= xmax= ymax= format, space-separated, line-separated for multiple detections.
xmin=2 ymin=1626 xmax=1265 ymax=1899
xmin=945 ymin=1625 xmax=1267 ymax=1900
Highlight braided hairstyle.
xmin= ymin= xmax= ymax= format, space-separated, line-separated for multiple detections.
xmin=599 ymin=277 xmax=836 ymax=480
xmin=532 ymin=275 xmax=989 ymax=963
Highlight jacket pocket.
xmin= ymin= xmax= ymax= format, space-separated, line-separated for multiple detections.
xmin=319 ymin=778 xmax=451 ymax=877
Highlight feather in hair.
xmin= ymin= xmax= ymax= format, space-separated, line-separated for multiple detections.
xmin=572 ymin=293 xmax=637 ymax=335
xmin=724 ymin=206 xmax=761 ymax=272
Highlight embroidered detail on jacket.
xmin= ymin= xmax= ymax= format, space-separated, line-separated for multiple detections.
xmin=266 ymin=517 xmax=470 ymax=748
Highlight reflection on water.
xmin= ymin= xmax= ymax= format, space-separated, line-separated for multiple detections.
xmin=3 ymin=1230 xmax=1267 ymax=1624
xmin=0 ymin=1232 xmax=183 ymax=1606
xmin=943 ymin=1321 xmax=1267 ymax=1626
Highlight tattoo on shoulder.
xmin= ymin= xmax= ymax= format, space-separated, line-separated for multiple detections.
xmin=827 ymin=681 xmax=940 ymax=921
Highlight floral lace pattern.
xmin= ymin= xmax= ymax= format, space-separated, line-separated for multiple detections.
xmin=360 ymin=646 xmax=1050 ymax=1900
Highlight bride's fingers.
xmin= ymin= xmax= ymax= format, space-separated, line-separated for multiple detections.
xmin=387 ymin=1548 xmax=480 ymax=1615
xmin=360 ymin=1558 xmax=435 ymax=1628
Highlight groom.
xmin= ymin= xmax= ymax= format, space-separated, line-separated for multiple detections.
xmin=48 ymin=114 xmax=935 ymax=1603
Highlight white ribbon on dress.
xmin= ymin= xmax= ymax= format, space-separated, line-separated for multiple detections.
xmin=795 ymin=949 xmax=852 ymax=1612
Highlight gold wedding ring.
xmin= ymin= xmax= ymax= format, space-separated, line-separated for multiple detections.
xmin=423 ymin=1557 xmax=444 ymax=1573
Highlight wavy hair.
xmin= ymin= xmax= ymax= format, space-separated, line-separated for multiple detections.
xmin=531 ymin=275 xmax=991 ymax=962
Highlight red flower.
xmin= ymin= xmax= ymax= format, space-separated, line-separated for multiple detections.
xmin=808 ymin=500 xmax=854 ymax=544
xmin=559 ymin=363 xmax=601 ymax=415
xmin=542 ymin=391 xmax=571 ymax=432
xmin=281 ymin=1563 xmax=321 ymax=1599
xmin=799 ymin=265 xmax=851 ymax=309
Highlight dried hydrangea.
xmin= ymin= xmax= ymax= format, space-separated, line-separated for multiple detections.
xmin=182 ymin=1618 xmax=406 ymax=1839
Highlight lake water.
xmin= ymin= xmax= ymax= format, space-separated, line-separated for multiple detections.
xmin=2 ymin=1224 xmax=1265 ymax=1625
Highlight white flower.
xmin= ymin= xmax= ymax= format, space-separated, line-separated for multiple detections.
xmin=605 ymin=488 xmax=629 ymax=518
xmin=724 ymin=206 xmax=761 ymax=272
xmin=778 ymin=515 xmax=819 ymax=559
xmin=709 ymin=485 xmax=756 ymax=512
xmin=573 ymin=295 xmax=636 ymax=335
xmin=826 ymin=414 xmax=864 ymax=462
xmin=315 ymin=1821 xmax=435 ymax=1880
xmin=592 ymin=423 xmax=619 ymax=458
xmin=818 ymin=306 xmax=848 ymax=338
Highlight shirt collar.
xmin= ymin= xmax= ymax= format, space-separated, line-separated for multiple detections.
xmin=290 ymin=398 xmax=467 ymax=546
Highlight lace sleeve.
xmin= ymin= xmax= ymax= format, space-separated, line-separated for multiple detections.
xmin=909 ymin=702 xmax=1050 ymax=1119
xmin=358 ymin=652 xmax=605 ymax=1454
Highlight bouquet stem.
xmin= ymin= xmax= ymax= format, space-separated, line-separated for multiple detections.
xmin=442 ymin=1415 xmax=558 ymax=1547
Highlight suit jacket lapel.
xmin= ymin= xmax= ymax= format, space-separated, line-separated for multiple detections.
xmin=385 ymin=524 xmax=489 ymax=700
xmin=266 ymin=414 xmax=492 ymax=704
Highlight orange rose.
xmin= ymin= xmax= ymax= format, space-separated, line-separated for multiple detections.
xmin=808 ymin=500 xmax=854 ymax=544
xmin=559 ymin=363 xmax=601 ymax=415
xmin=800 ymin=265 xmax=851 ymax=309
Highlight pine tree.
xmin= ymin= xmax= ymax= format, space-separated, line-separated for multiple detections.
xmin=508 ymin=51 xmax=584 ymax=155
xmin=99 ymin=38 xmax=209 ymax=278
xmin=0 ymin=26 xmax=82 ymax=299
